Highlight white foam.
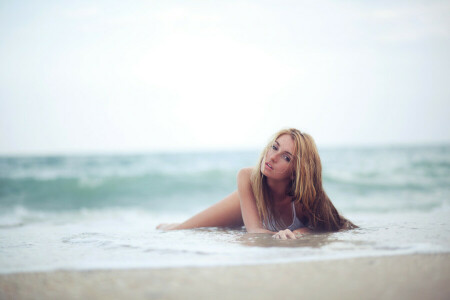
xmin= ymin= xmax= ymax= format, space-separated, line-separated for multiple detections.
xmin=0 ymin=208 xmax=449 ymax=274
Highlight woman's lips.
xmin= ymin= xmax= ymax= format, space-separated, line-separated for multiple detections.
xmin=265 ymin=162 xmax=273 ymax=170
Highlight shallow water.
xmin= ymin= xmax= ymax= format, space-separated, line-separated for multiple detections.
xmin=0 ymin=208 xmax=448 ymax=274
xmin=0 ymin=146 xmax=449 ymax=273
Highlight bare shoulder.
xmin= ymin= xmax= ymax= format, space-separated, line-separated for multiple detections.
xmin=237 ymin=167 xmax=253 ymax=181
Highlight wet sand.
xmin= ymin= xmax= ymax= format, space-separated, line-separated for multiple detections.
xmin=1 ymin=253 xmax=449 ymax=300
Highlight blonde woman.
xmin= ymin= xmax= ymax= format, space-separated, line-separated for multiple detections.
xmin=157 ymin=128 xmax=356 ymax=239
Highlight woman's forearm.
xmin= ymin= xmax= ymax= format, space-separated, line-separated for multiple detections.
xmin=246 ymin=227 xmax=276 ymax=234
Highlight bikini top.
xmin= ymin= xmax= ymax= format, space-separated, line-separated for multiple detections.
xmin=264 ymin=201 xmax=307 ymax=232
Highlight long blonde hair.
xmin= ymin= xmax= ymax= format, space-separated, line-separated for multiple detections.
xmin=250 ymin=128 xmax=356 ymax=231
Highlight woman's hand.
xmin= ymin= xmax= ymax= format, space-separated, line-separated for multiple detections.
xmin=156 ymin=223 xmax=180 ymax=230
xmin=272 ymin=229 xmax=297 ymax=240
xmin=293 ymin=227 xmax=312 ymax=235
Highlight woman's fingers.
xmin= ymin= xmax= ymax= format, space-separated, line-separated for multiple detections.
xmin=156 ymin=223 xmax=178 ymax=230
xmin=273 ymin=229 xmax=297 ymax=240
xmin=156 ymin=223 xmax=166 ymax=229
xmin=286 ymin=229 xmax=296 ymax=239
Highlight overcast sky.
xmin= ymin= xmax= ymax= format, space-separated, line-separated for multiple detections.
xmin=1 ymin=0 xmax=449 ymax=154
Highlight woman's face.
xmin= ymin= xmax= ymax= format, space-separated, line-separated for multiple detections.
xmin=261 ymin=134 xmax=295 ymax=180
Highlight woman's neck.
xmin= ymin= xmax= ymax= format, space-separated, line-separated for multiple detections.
xmin=266 ymin=177 xmax=291 ymax=204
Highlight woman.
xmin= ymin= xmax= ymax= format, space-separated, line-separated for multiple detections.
xmin=156 ymin=128 xmax=356 ymax=239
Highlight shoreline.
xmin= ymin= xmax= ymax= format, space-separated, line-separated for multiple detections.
xmin=1 ymin=253 xmax=449 ymax=300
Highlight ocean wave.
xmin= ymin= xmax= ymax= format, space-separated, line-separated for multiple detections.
xmin=0 ymin=152 xmax=255 ymax=180
xmin=322 ymin=173 xmax=441 ymax=192
xmin=0 ymin=170 xmax=237 ymax=211
xmin=0 ymin=205 xmax=192 ymax=228
xmin=0 ymin=147 xmax=448 ymax=214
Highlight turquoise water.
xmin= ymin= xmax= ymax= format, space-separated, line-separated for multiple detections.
xmin=1 ymin=146 xmax=449 ymax=214
xmin=0 ymin=146 xmax=449 ymax=273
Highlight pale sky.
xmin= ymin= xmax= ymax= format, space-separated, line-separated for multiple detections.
xmin=1 ymin=0 xmax=449 ymax=154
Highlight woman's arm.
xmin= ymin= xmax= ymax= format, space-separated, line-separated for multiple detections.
xmin=156 ymin=223 xmax=181 ymax=230
xmin=237 ymin=168 xmax=275 ymax=234
xmin=156 ymin=190 xmax=244 ymax=230
xmin=155 ymin=167 xmax=298 ymax=239
xmin=237 ymin=168 xmax=298 ymax=239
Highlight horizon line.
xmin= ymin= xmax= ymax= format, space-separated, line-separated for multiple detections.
xmin=1 ymin=140 xmax=449 ymax=157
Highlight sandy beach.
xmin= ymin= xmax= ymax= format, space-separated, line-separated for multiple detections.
xmin=1 ymin=253 xmax=448 ymax=300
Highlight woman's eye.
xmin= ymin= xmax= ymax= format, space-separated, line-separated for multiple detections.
xmin=283 ymin=155 xmax=291 ymax=162
xmin=271 ymin=145 xmax=278 ymax=150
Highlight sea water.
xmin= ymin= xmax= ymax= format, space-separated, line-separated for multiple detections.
xmin=0 ymin=146 xmax=449 ymax=273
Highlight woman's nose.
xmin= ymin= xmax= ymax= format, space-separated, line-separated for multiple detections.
xmin=268 ymin=152 xmax=277 ymax=162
